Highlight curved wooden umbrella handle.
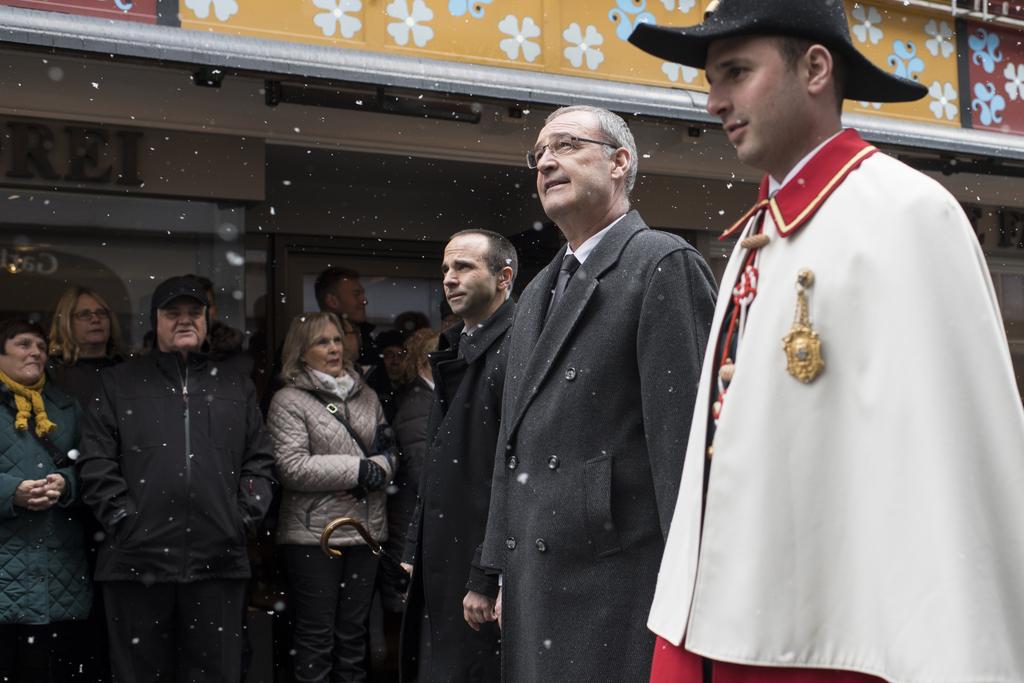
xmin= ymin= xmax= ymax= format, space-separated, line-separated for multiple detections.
xmin=319 ymin=516 xmax=384 ymax=559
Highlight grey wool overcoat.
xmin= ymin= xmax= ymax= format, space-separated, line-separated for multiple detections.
xmin=481 ymin=211 xmax=716 ymax=682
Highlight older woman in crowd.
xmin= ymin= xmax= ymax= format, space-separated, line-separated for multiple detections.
xmin=0 ymin=318 xmax=91 ymax=682
xmin=267 ymin=312 xmax=396 ymax=683
xmin=47 ymin=285 xmax=125 ymax=404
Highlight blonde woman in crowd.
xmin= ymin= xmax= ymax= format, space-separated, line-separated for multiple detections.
xmin=267 ymin=311 xmax=396 ymax=683
xmin=47 ymin=286 xmax=125 ymax=405
xmin=46 ymin=286 xmax=124 ymax=681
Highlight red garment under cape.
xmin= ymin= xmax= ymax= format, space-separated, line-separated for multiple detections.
xmin=650 ymin=637 xmax=885 ymax=683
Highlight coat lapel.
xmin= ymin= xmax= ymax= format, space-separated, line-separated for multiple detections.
xmin=507 ymin=211 xmax=646 ymax=436
xmin=429 ymin=300 xmax=516 ymax=447
xmin=460 ymin=298 xmax=515 ymax=365
xmin=502 ymin=249 xmax=562 ymax=421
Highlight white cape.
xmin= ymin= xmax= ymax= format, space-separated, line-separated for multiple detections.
xmin=649 ymin=152 xmax=1024 ymax=682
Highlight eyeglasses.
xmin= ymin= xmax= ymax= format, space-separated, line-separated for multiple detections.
xmin=527 ymin=135 xmax=619 ymax=169
xmin=72 ymin=308 xmax=110 ymax=321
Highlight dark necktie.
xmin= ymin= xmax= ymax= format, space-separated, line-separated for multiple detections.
xmin=545 ymin=253 xmax=581 ymax=324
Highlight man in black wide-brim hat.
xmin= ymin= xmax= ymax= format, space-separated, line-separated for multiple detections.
xmin=629 ymin=2 xmax=1024 ymax=682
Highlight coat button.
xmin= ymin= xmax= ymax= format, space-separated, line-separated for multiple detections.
xmin=506 ymin=537 xmax=517 ymax=550
xmin=507 ymin=455 xmax=519 ymax=470
xmin=535 ymin=538 xmax=547 ymax=553
xmin=564 ymin=367 xmax=577 ymax=381
xmin=548 ymin=456 xmax=560 ymax=470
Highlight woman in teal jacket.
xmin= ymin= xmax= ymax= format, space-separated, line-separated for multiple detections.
xmin=0 ymin=318 xmax=91 ymax=682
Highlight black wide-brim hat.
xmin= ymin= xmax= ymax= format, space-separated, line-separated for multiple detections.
xmin=629 ymin=0 xmax=927 ymax=103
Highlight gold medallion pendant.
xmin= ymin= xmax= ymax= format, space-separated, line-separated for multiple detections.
xmin=782 ymin=269 xmax=824 ymax=383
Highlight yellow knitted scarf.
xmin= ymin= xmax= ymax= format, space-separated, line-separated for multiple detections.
xmin=0 ymin=368 xmax=57 ymax=437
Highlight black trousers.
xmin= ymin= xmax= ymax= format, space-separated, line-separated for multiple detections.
xmin=284 ymin=544 xmax=379 ymax=683
xmin=103 ymin=579 xmax=247 ymax=683
xmin=0 ymin=621 xmax=85 ymax=682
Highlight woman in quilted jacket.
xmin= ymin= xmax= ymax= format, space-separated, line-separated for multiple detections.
xmin=268 ymin=312 xmax=396 ymax=683
xmin=0 ymin=318 xmax=91 ymax=682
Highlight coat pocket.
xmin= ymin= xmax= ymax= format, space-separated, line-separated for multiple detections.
xmin=583 ymin=454 xmax=621 ymax=558
xmin=113 ymin=497 xmax=143 ymax=546
xmin=304 ymin=493 xmax=333 ymax=533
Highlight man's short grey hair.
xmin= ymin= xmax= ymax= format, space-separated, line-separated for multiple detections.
xmin=545 ymin=105 xmax=638 ymax=193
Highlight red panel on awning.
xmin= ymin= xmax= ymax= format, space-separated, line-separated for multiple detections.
xmin=963 ymin=20 xmax=1024 ymax=134
xmin=0 ymin=0 xmax=157 ymax=24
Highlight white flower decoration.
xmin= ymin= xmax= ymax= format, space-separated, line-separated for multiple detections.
xmin=851 ymin=5 xmax=883 ymax=45
xmin=924 ymin=19 xmax=954 ymax=58
xmin=660 ymin=0 xmax=696 ymax=10
xmin=184 ymin=0 xmax=238 ymax=21
xmin=386 ymin=0 xmax=435 ymax=47
xmin=313 ymin=0 xmax=362 ymax=38
xmin=498 ymin=14 xmax=541 ymax=62
xmin=928 ymin=81 xmax=957 ymax=120
xmin=563 ymin=23 xmax=605 ymax=70
xmin=662 ymin=62 xmax=698 ymax=84
xmin=1005 ymin=63 xmax=1024 ymax=100
xmin=858 ymin=100 xmax=883 ymax=110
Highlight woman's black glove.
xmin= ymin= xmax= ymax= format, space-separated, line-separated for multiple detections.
xmin=358 ymin=458 xmax=388 ymax=492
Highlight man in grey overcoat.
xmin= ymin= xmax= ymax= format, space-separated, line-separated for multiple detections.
xmin=480 ymin=105 xmax=716 ymax=681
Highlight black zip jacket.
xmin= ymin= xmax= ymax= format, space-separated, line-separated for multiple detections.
xmin=77 ymin=349 xmax=275 ymax=583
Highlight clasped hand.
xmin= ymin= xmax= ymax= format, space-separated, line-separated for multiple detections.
xmin=14 ymin=474 xmax=65 ymax=511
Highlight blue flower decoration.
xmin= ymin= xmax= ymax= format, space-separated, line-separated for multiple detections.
xmin=448 ymin=0 xmax=493 ymax=18
xmin=609 ymin=0 xmax=656 ymax=41
xmin=968 ymin=28 xmax=1003 ymax=74
xmin=887 ymin=40 xmax=924 ymax=80
xmin=114 ymin=0 xmax=133 ymax=9
xmin=972 ymin=82 xmax=1006 ymax=125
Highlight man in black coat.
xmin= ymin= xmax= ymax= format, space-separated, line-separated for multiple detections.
xmin=480 ymin=106 xmax=717 ymax=681
xmin=77 ymin=275 xmax=276 ymax=682
xmin=400 ymin=229 xmax=517 ymax=682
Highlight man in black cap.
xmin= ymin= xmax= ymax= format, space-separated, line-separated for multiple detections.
xmin=631 ymin=3 xmax=1024 ymax=682
xmin=78 ymin=275 xmax=276 ymax=682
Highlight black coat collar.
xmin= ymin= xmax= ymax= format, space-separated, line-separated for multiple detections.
xmin=434 ymin=297 xmax=515 ymax=367
xmin=148 ymin=348 xmax=210 ymax=383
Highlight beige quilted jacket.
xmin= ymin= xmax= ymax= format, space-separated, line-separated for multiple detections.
xmin=267 ymin=368 xmax=393 ymax=547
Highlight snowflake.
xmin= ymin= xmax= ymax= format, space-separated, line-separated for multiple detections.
xmin=851 ymin=5 xmax=883 ymax=45
xmin=313 ymin=0 xmax=362 ymax=39
xmin=858 ymin=100 xmax=883 ymax=110
xmin=662 ymin=62 xmax=698 ymax=84
xmin=928 ymin=81 xmax=957 ymax=120
xmin=1005 ymin=63 xmax=1024 ymax=101
xmin=563 ymin=23 xmax=605 ymax=71
xmin=660 ymin=0 xmax=696 ymax=10
xmin=924 ymin=19 xmax=954 ymax=59
xmin=386 ymin=0 xmax=435 ymax=47
xmin=184 ymin=0 xmax=238 ymax=21
xmin=498 ymin=14 xmax=541 ymax=62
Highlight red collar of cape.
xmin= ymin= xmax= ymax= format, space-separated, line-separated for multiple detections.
xmin=720 ymin=129 xmax=878 ymax=241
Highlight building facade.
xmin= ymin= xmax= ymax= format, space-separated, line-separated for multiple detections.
xmin=1 ymin=0 xmax=1023 ymax=384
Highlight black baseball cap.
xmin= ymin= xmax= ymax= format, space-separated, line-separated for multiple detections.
xmin=151 ymin=276 xmax=209 ymax=312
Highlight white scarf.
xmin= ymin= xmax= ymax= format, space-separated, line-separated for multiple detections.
xmin=309 ymin=368 xmax=355 ymax=400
